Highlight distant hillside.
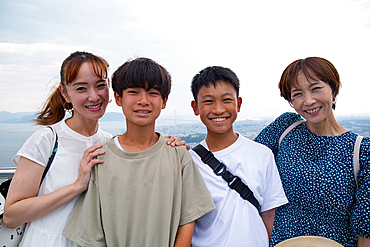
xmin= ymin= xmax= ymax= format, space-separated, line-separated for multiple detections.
xmin=0 ymin=111 xmax=35 ymax=123
xmin=0 ymin=111 xmax=128 ymax=123
xmin=1 ymin=111 xmax=369 ymax=137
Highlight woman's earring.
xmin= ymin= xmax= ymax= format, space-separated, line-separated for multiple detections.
xmin=332 ymin=98 xmax=337 ymax=110
xmin=63 ymin=102 xmax=73 ymax=114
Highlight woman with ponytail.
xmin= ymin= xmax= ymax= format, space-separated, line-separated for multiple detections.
xmin=3 ymin=51 xmax=114 ymax=246
xmin=3 ymin=52 xmax=185 ymax=247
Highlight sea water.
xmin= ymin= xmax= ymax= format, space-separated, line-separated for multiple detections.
xmin=0 ymin=122 xmax=127 ymax=169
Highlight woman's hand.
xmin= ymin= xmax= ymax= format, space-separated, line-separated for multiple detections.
xmin=73 ymin=144 xmax=105 ymax=192
xmin=3 ymin=145 xmax=105 ymax=228
xmin=167 ymin=136 xmax=190 ymax=150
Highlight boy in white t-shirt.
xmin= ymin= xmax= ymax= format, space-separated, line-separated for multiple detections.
xmin=62 ymin=58 xmax=215 ymax=247
xmin=189 ymin=66 xmax=288 ymax=247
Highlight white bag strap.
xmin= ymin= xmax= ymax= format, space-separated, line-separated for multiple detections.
xmin=278 ymin=120 xmax=305 ymax=148
xmin=353 ymin=135 xmax=363 ymax=190
xmin=278 ymin=120 xmax=363 ymax=190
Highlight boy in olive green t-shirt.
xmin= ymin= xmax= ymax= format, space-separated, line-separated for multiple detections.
xmin=62 ymin=58 xmax=215 ymax=247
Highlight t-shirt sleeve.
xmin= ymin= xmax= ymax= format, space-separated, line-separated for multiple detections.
xmin=13 ymin=127 xmax=55 ymax=167
xmin=254 ymin=112 xmax=303 ymax=157
xmin=62 ymin=170 xmax=106 ymax=247
xmin=351 ymin=137 xmax=370 ymax=238
xmin=179 ymin=151 xmax=215 ymax=226
xmin=260 ymin=150 xmax=288 ymax=212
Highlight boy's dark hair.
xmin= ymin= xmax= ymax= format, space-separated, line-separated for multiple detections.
xmin=191 ymin=66 xmax=240 ymax=103
xmin=112 ymin=57 xmax=171 ymax=99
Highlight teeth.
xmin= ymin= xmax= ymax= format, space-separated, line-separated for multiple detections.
xmin=212 ymin=118 xmax=227 ymax=122
xmin=86 ymin=104 xmax=102 ymax=109
xmin=136 ymin=111 xmax=150 ymax=113
xmin=306 ymin=107 xmax=320 ymax=114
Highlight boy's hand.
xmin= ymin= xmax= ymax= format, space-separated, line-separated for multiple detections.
xmin=167 ymin=136 xmax=190 ymax=150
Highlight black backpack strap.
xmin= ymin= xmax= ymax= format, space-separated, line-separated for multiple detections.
xmin=40 ymin=126 xmax=58 ymax=185
xmin=193 ymin=144 xmax=260 ymax=212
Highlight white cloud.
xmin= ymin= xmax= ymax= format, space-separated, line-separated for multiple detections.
xmin=0 ymin=0 xmax=370 ymax=120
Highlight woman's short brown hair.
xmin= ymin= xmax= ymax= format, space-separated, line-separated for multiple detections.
xmin=279 ymin=57 xmax=341 ymax=103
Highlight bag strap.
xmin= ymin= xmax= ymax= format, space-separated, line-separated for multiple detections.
xmin=192 ymin=144 xmax=260 ymax=212
xmin=40 ymin=126 xmax=58 ymax=185
xmin=0 ymin=127 xmax=58 ymax=201
xmin=353 ymin=135 xmax=363 ymax=190
xmin=278 ymin=120 xmax=305 ymax=148
xmin=278 ymin=120 xmax=362 ymax=191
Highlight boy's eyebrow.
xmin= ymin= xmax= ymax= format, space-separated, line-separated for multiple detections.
xmin=201 ymin=94 xmax=214 ymax=99
xmin=222 ymin=92 xmax=234 ymax=97
xmin=201 ymin=92 xmax=234 ymax=99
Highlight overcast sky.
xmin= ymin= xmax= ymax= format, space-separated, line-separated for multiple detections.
xmin=1 ymin=0 xmax=370 ymax=125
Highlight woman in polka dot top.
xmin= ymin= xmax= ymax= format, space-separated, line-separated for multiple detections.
xmin=254 ymin=57 xmax=370 ymax=247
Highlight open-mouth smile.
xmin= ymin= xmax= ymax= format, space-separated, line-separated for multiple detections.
xmin=211 ymin=117 xmax=229 ymax=122
xmin=305 ymin=107 xmax=321 ymax=114
xmin=86 ymin=103 xmax=103 ymax=110
xmin=135 ymin=110 xmax=151 ymax=113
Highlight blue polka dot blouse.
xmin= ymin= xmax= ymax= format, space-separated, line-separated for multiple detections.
xmin=254 ymin=112 xmax=370 ymax=247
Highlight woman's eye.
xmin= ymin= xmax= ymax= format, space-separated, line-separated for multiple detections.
xmin=97 ymin=83 xmax=107 ymax=89
xmin=76 ymin=87 xmax=86 ymax=91
xmin=312 ymin=87 xmax=322 ymax=92
xmin=292 ymin=93 xmax=301 ymax=98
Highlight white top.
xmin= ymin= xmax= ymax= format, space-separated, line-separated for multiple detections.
xmin=190 ymin=134 xmax=288 ymax=247
xmin=13 ymin=119 xmax=112 ymax=247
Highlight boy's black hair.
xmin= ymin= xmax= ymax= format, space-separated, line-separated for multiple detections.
xmin=191 ymin=66 xmax=240 ymax=103
xmin=112 ymin=57 xmax=171 ymax=99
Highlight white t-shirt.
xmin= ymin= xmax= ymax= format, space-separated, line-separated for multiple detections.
xmin=13 ymin=119 xmax=112 ymax=247
xmin=190 ymin=134 xmax=288 ymax=247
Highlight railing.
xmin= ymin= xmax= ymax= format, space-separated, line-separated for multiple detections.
xmin=0 ymin=167 xmax=16 ymax=181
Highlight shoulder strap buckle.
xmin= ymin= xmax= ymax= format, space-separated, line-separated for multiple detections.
xmin=193 ymin=144 xmax=260 ymax=212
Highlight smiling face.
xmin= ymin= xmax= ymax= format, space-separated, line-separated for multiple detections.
xmin=61 ymin=62 xmax=109 ymax=123
xmin=191 ymin=81 xmax=242 ymax=136
xmin=291 ymin=72 xmax=334 ymax=124
xmin=115 ymin=87 xmax=167 ymax=129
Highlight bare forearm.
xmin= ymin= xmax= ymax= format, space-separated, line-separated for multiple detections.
xmin=358 ymin=235 xmax=370 ymax=247
xmin=261 ymin=208 xmax=276 ymax=240
xmin=4 ymin=145 xmax=104 ymax=228
xmin=3 ymin=182 xmax=83 ymax=228
xmin=174 ymin=221 xmax=195 ymax=247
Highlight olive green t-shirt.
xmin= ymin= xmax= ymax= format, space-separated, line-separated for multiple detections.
xmin=62 ymin=134 xmax=215 ymax=247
